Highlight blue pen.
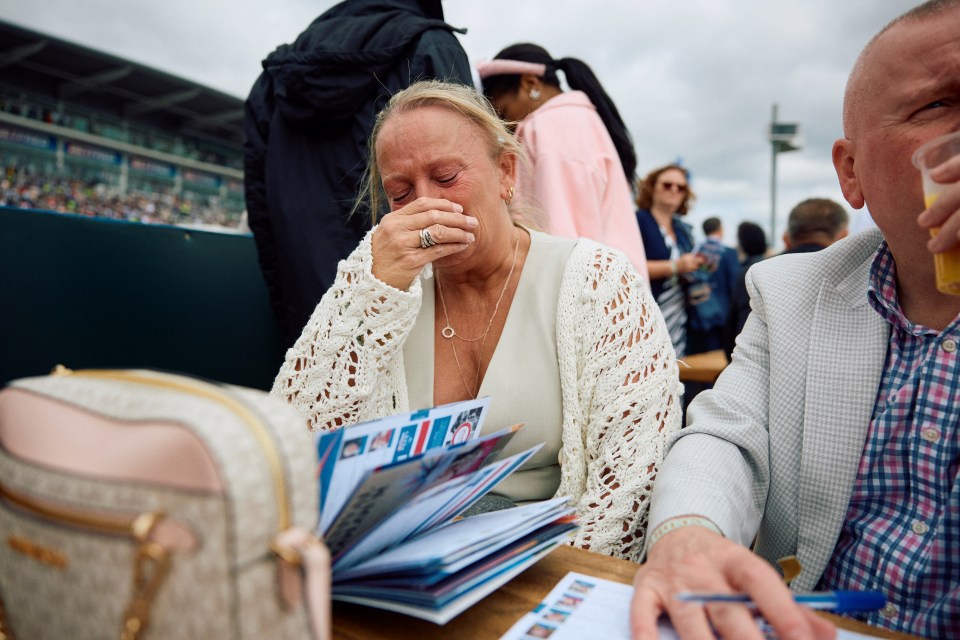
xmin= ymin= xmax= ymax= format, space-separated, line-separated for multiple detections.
xmin=676 ymin=590 xmax=886 ymax=613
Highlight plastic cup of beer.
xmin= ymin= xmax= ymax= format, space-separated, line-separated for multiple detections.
xmin=911 ymin=130 xmax=960 ymax=295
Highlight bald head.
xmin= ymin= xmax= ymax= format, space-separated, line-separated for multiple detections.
xmin=843 ymin=0 xmax=960 ymax=136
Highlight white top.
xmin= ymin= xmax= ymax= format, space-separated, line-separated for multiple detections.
xmin=404 ymin=231 xmax=571 ymax=503
xmin=273 ymin=227 xmax=682 ymax=561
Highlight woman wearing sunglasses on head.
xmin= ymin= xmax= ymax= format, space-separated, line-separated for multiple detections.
xmin=635 ymin=164 xmax=705 ymax=357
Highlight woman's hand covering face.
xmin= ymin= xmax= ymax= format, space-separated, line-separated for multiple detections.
xmin=371 ymin=197 xmax=478 ymax=290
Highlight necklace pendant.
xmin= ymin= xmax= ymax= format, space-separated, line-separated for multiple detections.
xmin=441 ymin=325 xmax=456 ymax=339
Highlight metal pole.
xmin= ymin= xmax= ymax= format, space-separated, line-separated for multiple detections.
xmin=770 ymin=103 xmax=778 ymax=245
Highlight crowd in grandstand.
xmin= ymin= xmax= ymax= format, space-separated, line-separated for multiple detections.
xmin=1 ymin=168 xmax=241 ymax=228
xmin=1 ymin=89 xmax=245 ymax=228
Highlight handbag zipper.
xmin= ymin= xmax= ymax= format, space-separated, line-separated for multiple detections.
xmin=1 ymin=482 xmax=159 ymax=537
xmin=0 ymin=483 xmax=170 ymax=640
xmin=51 ymin=366 xmax=292 ymax=531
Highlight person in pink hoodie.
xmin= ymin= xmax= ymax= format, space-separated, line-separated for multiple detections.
xmin=477 ymin=43 xmax=649 ymax=282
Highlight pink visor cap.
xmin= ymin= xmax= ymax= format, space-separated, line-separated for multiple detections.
xmin=476 ymin=59 xmax=547 ymax=79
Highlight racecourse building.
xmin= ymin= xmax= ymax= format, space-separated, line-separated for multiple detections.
xmin=0 ymin=20 xmax=245 ymax=226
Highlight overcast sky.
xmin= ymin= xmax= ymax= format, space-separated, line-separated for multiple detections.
xmin=4 ymin=0 xmax=918 ymax=247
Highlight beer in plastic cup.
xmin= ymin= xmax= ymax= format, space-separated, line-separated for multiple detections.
xmin=911 ymin=130 xmax=960 ymax=295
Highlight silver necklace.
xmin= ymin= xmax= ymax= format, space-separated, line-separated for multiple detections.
xmin=436 ymin=229 xmax=521 ymax=397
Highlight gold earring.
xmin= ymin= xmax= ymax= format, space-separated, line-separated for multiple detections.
xmin=506 ymin=186 xmax=515 ymax=204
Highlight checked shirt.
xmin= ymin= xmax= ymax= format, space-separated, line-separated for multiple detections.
xmin=818 ymin=243 xmax=959 ymax=638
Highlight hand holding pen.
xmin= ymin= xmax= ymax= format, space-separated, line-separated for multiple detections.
xmin=631 ymin=526 xmax=838 ymax=640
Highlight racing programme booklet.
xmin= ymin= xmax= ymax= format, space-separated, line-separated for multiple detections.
xmin=314 ymin=397 xmax=579 ymax=624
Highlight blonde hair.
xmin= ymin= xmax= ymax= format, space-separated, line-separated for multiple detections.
xmin=357 ymin=80 xmax=525 ymax=224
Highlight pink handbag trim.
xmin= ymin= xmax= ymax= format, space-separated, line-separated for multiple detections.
xmin=274 ymin=527 xmax=330 ymax=640
xmin=0 ymin=388 xmax=223 ymax=493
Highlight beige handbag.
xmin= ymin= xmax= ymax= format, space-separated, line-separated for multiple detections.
xmin=0 ymin=367 xmax=329 ymax=640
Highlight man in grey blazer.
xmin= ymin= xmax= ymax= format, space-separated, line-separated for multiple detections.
xmin=631 ymin=2 xmax=960 ymax=640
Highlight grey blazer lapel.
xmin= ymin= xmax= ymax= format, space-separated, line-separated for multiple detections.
xmin=794 ymin=255 xmax=889 ymax=591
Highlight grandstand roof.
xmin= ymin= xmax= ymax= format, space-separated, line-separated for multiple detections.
xmin=0 ymin=20 xmax=243 ymax=151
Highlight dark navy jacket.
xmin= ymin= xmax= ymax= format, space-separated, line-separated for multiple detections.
xmin=635 ymin=208 xmax=694 ymax=300
xmin=244 ymin=0 xmax=472 ymax=346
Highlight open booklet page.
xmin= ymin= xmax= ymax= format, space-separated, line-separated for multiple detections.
xmin=333 ymin=510 xmax=577 ymax=625
xmin=330 ymin=440 xmax=540 ymax=571
xmin=323 ymin=422 xmax=526 ymax=560
xmin=315 ymin=396 xmax=491 ymax=533
xmin=315 ymin=397 xmax=582 ymax=624
xmin=499 ymin=572 xmax=884 ymax=640
xmin=335 ymin=496 xmax=574 ymax=581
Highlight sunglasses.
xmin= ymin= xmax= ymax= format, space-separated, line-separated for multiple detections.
xmin=658 ymin=181 xmax=688 ymax=193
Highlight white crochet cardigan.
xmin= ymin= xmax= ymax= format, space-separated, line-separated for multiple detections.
xmin=272 ymin=230 xmax=682 ymax=561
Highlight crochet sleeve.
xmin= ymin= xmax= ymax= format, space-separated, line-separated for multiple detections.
xmin=270 ymin=232 xmax=420 ymax=431
xmin=558 ymin=243 xmax=683 ymax=561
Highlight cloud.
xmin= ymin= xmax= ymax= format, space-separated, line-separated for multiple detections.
xmin=3 ymin=0 xmax=913 ymax=247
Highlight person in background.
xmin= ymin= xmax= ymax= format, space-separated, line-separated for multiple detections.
xmin=272 ymin=81 xmax=681 ymax=562
xmin=635 ymin=165 xmax=705 ymax=357
xmin=630 ymin=2 xmax=960 ymax=638
xmin=782 ymin=197 xmax=849 ymax=254
xmin=723 ymin=221 xmax=768 ymax=357
xmin=476 ymin=43 xmax=648 ymax=281
xmin=244 ymin=0 xmax=473 ymax=347
xmin=686 ymin=217 xmax=740 ymax=354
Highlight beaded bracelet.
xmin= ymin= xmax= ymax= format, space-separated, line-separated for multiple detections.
xmin=646 ymin=515 xmax=723 ymax=549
